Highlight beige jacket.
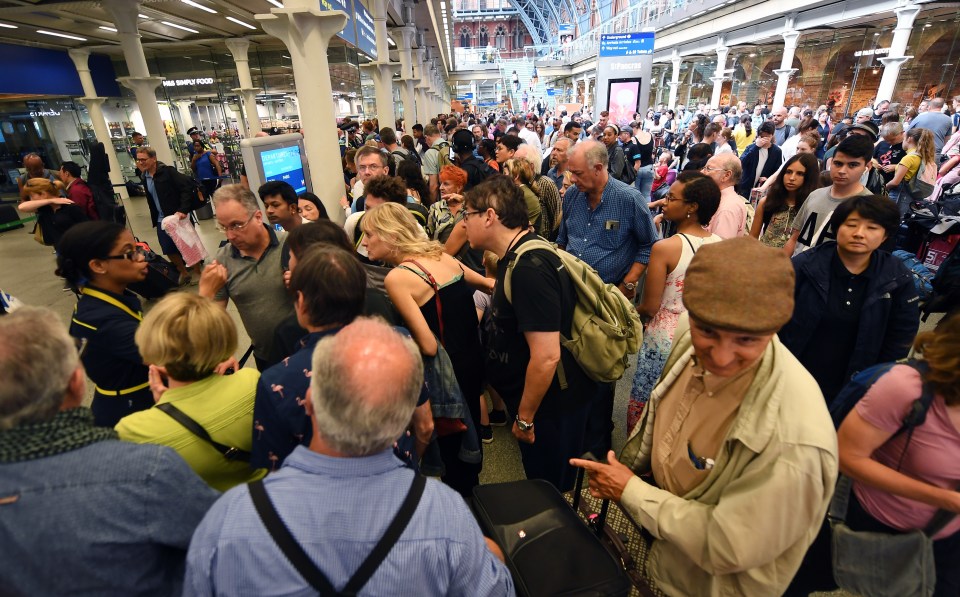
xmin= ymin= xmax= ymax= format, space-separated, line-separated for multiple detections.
xmin=619 ymin=314 xmax=838 ymax=596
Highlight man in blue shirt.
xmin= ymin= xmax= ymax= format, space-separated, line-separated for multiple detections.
xmin=185 ymin=318 xmax=513 ymax=596
xmin=557 ymin=140 xmax=658 ymax=456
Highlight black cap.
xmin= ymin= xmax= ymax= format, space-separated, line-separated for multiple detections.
xmin=186 ymin=126 xmax=201 ymax=136
xmin=849 ymin=121 xmax=879 ymax=141
xmin=452 ymin=129 xmax=475 ymax=153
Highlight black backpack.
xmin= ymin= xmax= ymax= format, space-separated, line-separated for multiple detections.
xmin=459 ymin=157 xmax=496 ymax=190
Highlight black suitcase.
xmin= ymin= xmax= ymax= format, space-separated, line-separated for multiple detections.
xmin=0 ymin=204 xmax=24 ymax=233
xmin=128 ymin=253 xmax=179 ymax=299
xmin=473 ymin=479 xmax=631 ymax=597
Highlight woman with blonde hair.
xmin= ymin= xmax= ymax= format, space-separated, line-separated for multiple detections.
xmin=18 ymin=177 xmax=87 ymax=248
xmin=116 ymin=292 xmax=262 ymax=491
xmin=361 ymin=202 xmax=492 ymax=498
xmin=501 ymin=158 xmax=542 ymax=232
xmin=886 ymin=127 xmax=937 ymax=215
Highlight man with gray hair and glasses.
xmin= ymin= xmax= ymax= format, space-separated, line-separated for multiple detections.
xmin=0 ymin=307 xmax=218 ymax=596
xmin=200 ymin=183 xmax=295 ymax=370
xmin=185 ymin=318 xmax=513 ymax=596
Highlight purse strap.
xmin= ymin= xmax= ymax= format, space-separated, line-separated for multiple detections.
xmin=249 ymin=473 xmax=426 ymax=596
xmin=400 ymin=259 xmax=445 ymax=345
xmin=154 ymin=402 xmax=251 ymax=462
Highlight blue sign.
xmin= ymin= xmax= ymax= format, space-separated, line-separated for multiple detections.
xmin=457 ymin=93 xmax=474 ymax=100
xmin=599 ymin=32 xmax=655 ymax=57
xmin=352 ymin=0 xmax=378 ymax=59
xmin=261 ymin=145 xmax=307 ymax=194
xmin=477 ymin=101 xmax=499 ymax=107
xmin=318 ymin=0 xmax=356 ymax=47
xmin=546 ymin=88 xmax=556 ymax=97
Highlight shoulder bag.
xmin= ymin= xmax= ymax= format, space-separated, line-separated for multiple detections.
xmin=155 ymin=402 xmax=251 ymax=462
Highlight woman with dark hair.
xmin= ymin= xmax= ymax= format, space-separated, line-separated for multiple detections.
xmin=397 ymin=160 xmax=429 ymax=206
xmin=836 ymin=311 xmax=960 ymax=597
xmin=57 ymin=221 xmax=152 ymax=426
xmin=627 ymin=172 xmax=723 ymax=430
xmin=297 ymin=192 xmax=329 ymax=222
xmin=478 ymin=138 xmax=500 ymax=172
xmin=682 ymin=142 xmax=714 ymax=172
xmin=400 ymin=134 xmax=422 ymax=166
xmin=779 ymin=195 xmax=920 ymax=404
xmin=750 ymin=153 xmax=821 ymax=248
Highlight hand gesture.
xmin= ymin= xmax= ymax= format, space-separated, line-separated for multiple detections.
xmin=214 ymin=356 xmax=240 ymax=375
xmin=569 ymin=451 xmax=635 ymax=502
xmin=199 ymin=260 xmax=228 ymax=298
xmin=148 ymin=364 xmax=170 ymax=403
xmin=54 ymin=197 xmax=76 ymax=206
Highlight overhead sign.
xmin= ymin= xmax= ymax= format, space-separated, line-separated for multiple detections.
xmin=599 ymin=32 xmax=655 ymax=57
xmin=162 ymin=77 xmax=215 ymax=87
xmin=318 ymin=0 xmax=356 ymax=48
xmin=351 ymin=0 xmax=378 ymax=59
xmin=546 ymin=88 xmax=556 ymax=96
xmin=457 ymin=93 xmax=474 ymax=100
xmin=854 ymin=47 xmax=890 ymax=57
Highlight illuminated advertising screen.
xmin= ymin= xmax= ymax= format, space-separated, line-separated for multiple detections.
xmin=261 ymin=145 xmax=307 ymax=194
xmin=606 ymin=78 xmax=642 ymax=126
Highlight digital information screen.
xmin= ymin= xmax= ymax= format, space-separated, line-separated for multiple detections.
xmin=261 ymin=145 xmax=307 ymax=194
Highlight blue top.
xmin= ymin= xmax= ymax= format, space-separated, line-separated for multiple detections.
xmin=144 ymin=171 xmax=163 ymax=224
xmin=546 ymin=166 xmax=565 ymax=190
xmin=184 ymin=447 xmax=515 ymax=596
xmin=194 ymin=151 xmax=218 ymax=180
xmin=1 ymin=437 xmax=219 ymax=596
xmin=251 ymin=329 xmax=338 ymax=471
xmin=556 ymin=177 xmax=659 ymax=284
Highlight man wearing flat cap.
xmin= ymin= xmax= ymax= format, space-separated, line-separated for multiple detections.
xmin=572 ymin=237 xmax=838 ymax=596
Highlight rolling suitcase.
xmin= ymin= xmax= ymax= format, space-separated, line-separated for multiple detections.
xmin=473 ymin=478 xmax=631 ymax=597
xmin=0 ymin=204 xmax=24 ymax=233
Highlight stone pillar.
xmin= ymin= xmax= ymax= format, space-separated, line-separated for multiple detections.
xmin=394 ymin=24 xmax=418 ymax=128
xmin=68 ymin=49 xmax=128 ymax=198
xmin=365 ymin=0 xmax=397 ymax=127
xmin=414 ymin=48 xmax=431 ymax=124
xmin=710 ymin=41 xmax=730 ymax=108
xmin=773 ymin=16 xmax=801 ymax=108
xmin=176 ymin=101 xmax=195 ymax=132
xmin=667 ymin=49 xmax=682 ymax=109
xmin=257 ymin=0 xmax=348 ymax=223
xmin=102 ymin=0 xmax=173 ymax=165
xmin=876 ymin=2 xmax=920 ymax=105
xmin=225 ymin=38 xmax=262 ymax=136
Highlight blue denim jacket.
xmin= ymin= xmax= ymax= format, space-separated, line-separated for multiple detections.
xmin=0 ymin=440 xmax=219 ymax=596
xmin=422 ymin=344 xmax=481 ymax=471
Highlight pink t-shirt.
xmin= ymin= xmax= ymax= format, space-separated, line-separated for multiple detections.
xmin=853 ymin=364 xmax=960 ymax=540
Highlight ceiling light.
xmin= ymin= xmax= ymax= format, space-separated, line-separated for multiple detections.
xmin=199 ymin=59 xmax=217 ymax=63
xmin=267 ymin=0 xmax=284 ymax=6
xmin=182 ymin=0 xmax=217 ymax=13
xmin=388 ymin=38 xmax=396 ymax=46
xmin=226 ymin=16 xmax=257 ymax=29
xmin=37 ymin=29 xmax=87 ymax=41
xmin=99 ymin=26 xmax=118 ymax=32
xmin=282 ymin=54 xmax=290 ymax=58
xmin=0 ymin=22 xmax=18 ymax=29
xmin=139 ymin=14 xmax=150 ymax=19
xmin=162 ymin=21 xmax=200 ymax=33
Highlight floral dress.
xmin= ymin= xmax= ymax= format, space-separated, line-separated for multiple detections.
xmin=627 ymin=233 xmax=723 ymax=432
xmin=759 ymin=205 xmax=797 ymax=249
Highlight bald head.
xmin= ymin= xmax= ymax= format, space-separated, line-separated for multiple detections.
xmin=23 ymin=154 xmax=45 ymax=176
xmin=310 ymin=318 xmax=423 ymax=456
xmin=771 ymin=107 xmax=788 ymax=126
xmin=703 ymin=154 xmax=741 ymax=190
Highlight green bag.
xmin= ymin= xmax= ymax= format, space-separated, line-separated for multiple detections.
xmin=503 ymin=238 xmax=642 ymax=384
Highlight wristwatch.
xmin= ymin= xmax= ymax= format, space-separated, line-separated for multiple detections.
xmin=623 ymin=281 xmax=637 ymax=291
xmin=515 ymin=416 xmax=535 ymax=432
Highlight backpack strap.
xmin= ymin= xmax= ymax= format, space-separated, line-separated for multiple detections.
xmin=400 ymin=259 xmax=445 ymax=345
xmin=155 ymin=402 xmax=251 ymax=462
xmin=249 ymin=473 xmax=426 ymax=596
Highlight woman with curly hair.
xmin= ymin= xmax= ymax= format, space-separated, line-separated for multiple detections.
xmin=361 ymin=203 xmax=493 ymax=498
xmin=834 ymin=310 xmax=960 ymax=596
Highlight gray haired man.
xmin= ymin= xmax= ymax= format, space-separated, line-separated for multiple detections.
xmin=0 ymin=307 xmax=218 ymax=596
xmin=185 ymin=318 xmax=513 ymax=596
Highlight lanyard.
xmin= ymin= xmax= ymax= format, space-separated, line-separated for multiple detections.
xmin=81 ymin=288 xmax=143 ymax=322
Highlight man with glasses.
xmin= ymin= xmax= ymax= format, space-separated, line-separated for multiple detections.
xmin=700 ymin=154 xmax=748 ymax=239
xmin=136 ymin=146 xmax=200 ymax=285
xmin=351 ymin=146 xmax=390 ymax=212
xmin=199 ymin=184 xmax=294 ymax=371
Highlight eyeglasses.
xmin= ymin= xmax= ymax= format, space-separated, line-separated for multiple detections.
xmin=462 ymin=210 xmax=484 ymax=220
xmin=701 ymin=167 xmax=730 ymax=174
xmin=102 ymin=246 xmax=151 ymax=261
xmin=135 ymin=157 xmax=151 ymax=163
xmin=216 ymin=213 xmax=256 ymax=233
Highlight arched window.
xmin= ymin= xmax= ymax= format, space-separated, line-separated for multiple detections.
xmin=478 ymin=25 xmax=489 ymax=47
xmin=460 ymin=27 xmax=472 ymax=48
xmin=512 ymin=26 xmax=523 ymax=50
xmin=495 ymin=25 xmax=506 ymax=50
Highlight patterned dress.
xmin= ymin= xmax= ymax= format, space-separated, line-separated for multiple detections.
xmin=627 ymin=233 xmax=723 ymax=432
xmin=759 ymin=205 xmax=797 ymax=249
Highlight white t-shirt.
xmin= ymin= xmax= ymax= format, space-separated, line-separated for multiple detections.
xmin=343 ymin=211 xmax=368 ymax=259
xmin=790 ymin=186 xmax=873 ymax=255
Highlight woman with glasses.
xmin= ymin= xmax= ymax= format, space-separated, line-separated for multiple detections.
xmin=627 ymin=172 xmax=722 ymax=432
xmin=56 ymin=221 xmax=152 ymax=427
xmin=361 ymin=203 xmax=493 ymax=499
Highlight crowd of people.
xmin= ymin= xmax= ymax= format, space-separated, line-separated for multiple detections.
xmin=2 ymin=92 xmax=960 ymax=596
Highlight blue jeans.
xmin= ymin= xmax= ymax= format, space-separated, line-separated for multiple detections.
xmin=635 ymin=164 xmax=654 ymax=201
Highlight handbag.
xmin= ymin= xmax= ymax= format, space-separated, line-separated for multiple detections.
xmin=155 ymin=402 xmax=251 ymax=462
xmin=906 ymin=160 xmax=935 ymax=201
xmin=829 ymin=375 xmax=958 ymax=597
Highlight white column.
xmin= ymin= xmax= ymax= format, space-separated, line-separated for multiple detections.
xmin=394 ymin=25 xmax=418 ymax=127
xmin=366 ymin=0 xmax=397 ymax=127
xmin=709 ymin=41 xmax=730 ymax=109
xmin=225 ymin=38 xmax=262 ymax=136
xmin=102 ymin=0 xmax=173 ymax=165
xmin=667 ymin=49 xmax=682 ymax=109
xmin=257 ymin=0 xmax=348 ymax=223
xmin=414 ymin=48 xmax=431 ymax=124
xmin=176 ymin=101 xmax=195 ymax=131
xmin=773 ymin=15 xmax=801 ymax=108
xmin=876 ymin=2 xmax=920 ymax=105
xmin=68 ymin=49 xmax=127 ymax=198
